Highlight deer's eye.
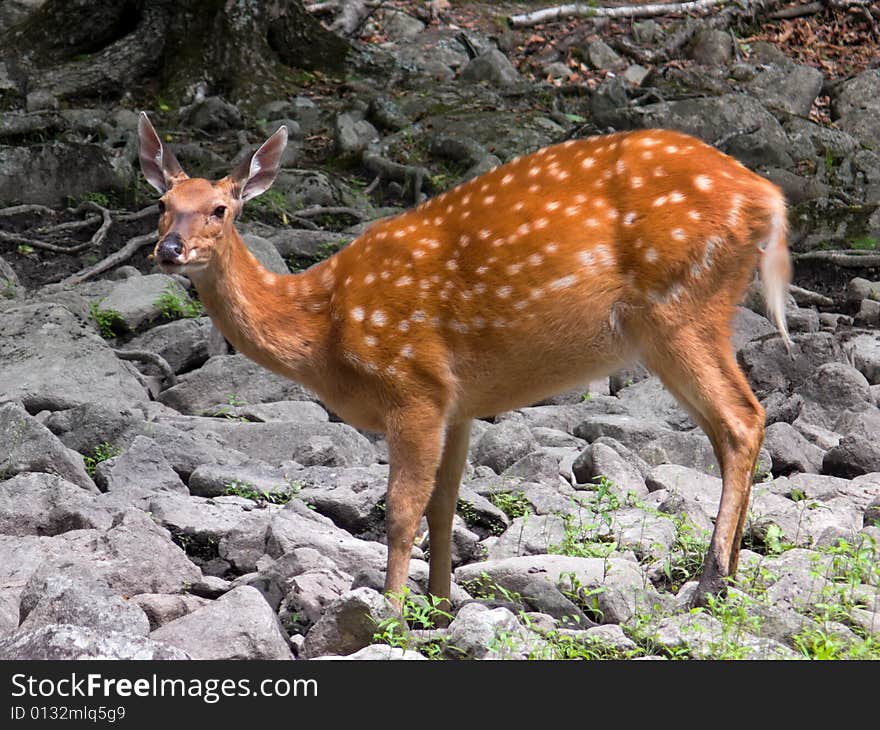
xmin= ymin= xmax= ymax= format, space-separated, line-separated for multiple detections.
xmin=212 ymin=205 xmax=227 ymax=219
xmin=157 ymin=200 xmax=166 ymax=215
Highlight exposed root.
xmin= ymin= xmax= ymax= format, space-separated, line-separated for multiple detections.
xmin=112 ymin=348 xmax=177 ymax=387
xmin=61 ymin=231 xmax=158 ymax=285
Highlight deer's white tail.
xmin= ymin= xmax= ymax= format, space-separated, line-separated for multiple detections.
xmin=759 ymin=192 xmax=793 ymax=351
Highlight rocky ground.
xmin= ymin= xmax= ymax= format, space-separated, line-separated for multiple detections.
xmin=0 ymin=2 xmax=879 ymax=660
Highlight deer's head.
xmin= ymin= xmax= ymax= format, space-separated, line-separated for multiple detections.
xmin=137 ymin=112 xmax=287 ymax=276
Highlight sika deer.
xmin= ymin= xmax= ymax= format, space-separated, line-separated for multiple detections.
xmin=137 ymin=112 xmax=791 ymax=608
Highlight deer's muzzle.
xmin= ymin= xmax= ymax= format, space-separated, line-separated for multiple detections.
xmin=156 ymin=232 xmax=184 ymax=263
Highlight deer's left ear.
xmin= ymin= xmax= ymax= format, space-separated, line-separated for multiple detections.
xmin=137 ymin=111 xmax=187 ymax=194
xmin=230 ymin=126 xmax=288 ymax=202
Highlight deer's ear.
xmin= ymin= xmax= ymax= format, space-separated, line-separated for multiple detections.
xmin=230 ymin=126 xmax=288 ymax=202
xmin=137 ymin=112 xmax=186 ymax=194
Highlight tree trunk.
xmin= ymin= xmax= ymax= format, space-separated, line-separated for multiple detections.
xmin=1 ymin=0 xmax=349 ymax=106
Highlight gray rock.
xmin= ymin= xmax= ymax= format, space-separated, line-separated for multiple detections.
xmin=188 ymin=461 xmax=302 ymax=499
xmin=832 ymin=69 xmax=880 ymax=146
xmin=294 ymin=464 xmax=388 ymax=533
xmin=96 ymin=274 xmax=193 ymax=332
xmin=459 ymin=50 xmax=522 ymax=87
xmin=182 ymin=96 xmax=243 ymax=132
xmin=221 ymin=401 xmax=329 ymax=423
xmin=0 ymin=304 xmax=149 ymax=411
xmin=93 ymin=435 xmax=188 ymax=502
xmin=0 ymin=141 xmax=130 ymax=207
xmin=574 ymin=414 xmax=669 ymax=450
xmin=749 ymin=488 xmax=863 ymax=547
xmin=865 ymin=496 xmax=880 ymax=528
xmin=278 ymin=566 xmax=352 ymax=634
xmin=446 ymin=602 xmax=538 ymax=659
xmin=148 ymin=494 xmax=273 ymax=564
xmin=846 ymin=277 xmax=880 ymax=307
xmin=622 ymin=64 xmax=650 ymax=87
xmin=855 ymin=299 xmax=880 ymax=327
xmin=531 ymin=427 xmax=586 ymax=449
xmin=763 ymin=422 xmax=825 ymax=476
xmin=647 ymin=611 xmax=796 ymax=659
xmin=615 ymin=377 xmax=693 ymax=430
xmin=151 ymin=586 xmax=292 ymax=660
xmin=455 ymin=554 xmax=647 ymax=624
xmin=740 ymin=331 xmax=847 ymax=396
xmin=793 ymin=417 xmax=841 ymax=451
xmin=129 ymin=593 xmax=212 ymax=631
xmin=241 ymin=234 xmax=290 ymax=275
xmin=472 ymin=420 xmax=539 ymax=474
xmin=164 ymin=416 xmax=375 ymax=467
xmin=585 ymin=39 xmax=626 ymax=72
xmin=0 ymin=402 xmax=94 ymax=490
xmin=249 ymin=501 xmax=393 ymax=578
xmin=318 ymin=644 xmax=427 ymax=660
xmin=18 ymin=570 xmax=150 ymax=636
xmin=0 ymin=473 xmax=115 ymax=536
xmin=0 ymin=624 xmax=190 ymax=660
xmin=383 ymin=9 xmax=425 ymax=39
xmin=501 ymin=448 xmax=573 ymax=485
xmin=795 ymin=362 xmax=873 ymax=430
xmin=487 ymin=514 xmax=567 ymax=560
xmin=823 ymin=434 xmax=880 ymax=478
xmin=602 ymin=93 xmax=793 ymax=168
xmin=334 ymin=113 xmax=379 ymax=161
xmin=746 ymin=62 xmax=823 ymax=117
xmin=276 ymin=169 xmax=340 ymax=210
xmin=845 ymin=333 xmax=880 ymax=385
xmin=647 ymin=463 xmax=722 ymax=513
xmin=572 ymin=440 xmax=649 ymax=498
xmin=300 ymin=587 xmax=396 ymax=659
xmin=688 ymin=29 xmax=733 ymax=66
xmin=123 ymin=317 xmax=214 ymax=376
xmin=544 ymin=61 xmax=574 ymax=80
xmin=158 ymin=353 xmax=318 ymax=415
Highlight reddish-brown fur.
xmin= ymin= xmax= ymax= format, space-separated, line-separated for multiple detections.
xmin=138 ymin=114 xmax=791 ymax=609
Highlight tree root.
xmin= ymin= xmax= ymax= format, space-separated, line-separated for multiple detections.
xmin=789 ymin=284 xmax=834 ymax=308
xmin=712 ymin=124 xmax=761 ymax=149
xmin=793 ymin=250 xmax=880 ymax=268
xmin=0 ymin=201 xmax=112 ymax=254
xmin=508 ymin=0 xmax=733 ymax=27
xmin=509 ymin=0 xmax=874 ymax=28
xmin=61 ymin=231 xmax=158 ymax=286
xmin=112 ymin=349 xmax=177 ymax=388
xmin=295 ymin=206 xmax=369 ymax=221
xmin=362 ymin=151 xmax=430 ymax=204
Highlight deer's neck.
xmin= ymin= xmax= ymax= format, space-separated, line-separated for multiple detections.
xmin=188 ymin=228 xmax=330 ymax=388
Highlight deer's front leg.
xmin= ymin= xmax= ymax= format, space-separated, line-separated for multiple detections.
xmin=383 ymin=404 xmax=447 ymax=609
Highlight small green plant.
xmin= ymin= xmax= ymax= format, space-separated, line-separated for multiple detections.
xmin=82 ymin=442 xmax=122 ymax=476
xmin=88 ymin=300 xmax=126 ymax=338
xmin=154 ymin=285 xmax=202 ymax=320
xmin=242 ymin=188 xmax=291 ymax=224
xmin=372 ymin=588 xmax=454 ymax=659
xmin=660 ymin=516 xmax=710 ymax=592
xmin=224 ymin=478 xmax=301 ymax=505
xmin=851 ymin=235 xmax=879 ymax=251
xmin=489 ymin=491 xmax=532 ymax=520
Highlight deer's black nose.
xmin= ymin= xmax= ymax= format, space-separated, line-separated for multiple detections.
xmin=157 ymin=232 xmax=183 ymax=261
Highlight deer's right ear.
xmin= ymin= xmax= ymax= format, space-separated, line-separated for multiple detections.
xmin=229 ymin=126 xmax=288 ymax=203
xmin=137 ymin=112 xmax=186 ymax=194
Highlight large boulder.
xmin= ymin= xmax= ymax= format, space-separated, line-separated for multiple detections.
xmin=0 ymin=141 xmax=129 ymax=207
xmin=150 ymin=586 xmax=293 ymax=660
xmin=0 ymin=402 xmax=94 ymax=490
xmin=0 ymin=303 xmax=149 ymax=411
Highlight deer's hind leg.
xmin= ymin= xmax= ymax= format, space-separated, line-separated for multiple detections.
xmin=640 ymin=320 xmax=765 ymax=605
